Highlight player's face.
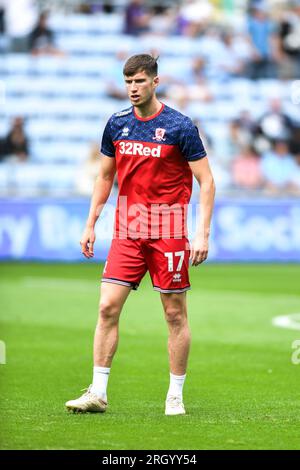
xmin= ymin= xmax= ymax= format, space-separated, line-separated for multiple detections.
xmin=124 ymin=71 xmax=158 ymax=107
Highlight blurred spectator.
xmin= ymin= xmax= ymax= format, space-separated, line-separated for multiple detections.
xmin=3 ymin=0 xmax=37 ymax=52
xmin=0 ymin=117 xmax=29 ymax=162
xmin=166 ymin=56 xmax=213 ymax=104
xmin=176 ymin=0 xmax=213 ymax=37
xmin=0 ymin=139 xmax=5 ymax=162
xmin=188 ymin=76 xmax=213 ymax=102
xmin=0 ymin=1 xmax=5 ymax=51
xmin=261 ymin=140 xmax=298 ymax=194
xmin=167 ymin=80 xmax=213 ymax=105
xmin=216 ymin=32 xmax=250 ymax=79
xmin=277 ymin=0 xmax=300 ymax=79
xmin=148 ymin=5 xmax=175 ymax=36
xmin=254 ymin=98 xmax=294 ymax=153
xmin=0 ymin=3 xmax=4 ymax=35
xmin=232 ymin=146 xmax=263 ymax=190
xmin=246 ymin=2 xmax=279 ymax=79
xmin=229 ymin=110 xmax=256 ymax=154
xmin=124 ymin=0 xmax=151 ymax=36
xmin=188 ymin=56 xmax=207 ymax=82
xmin=76 ymin=2 xmax=94 ymax=14
xmin=291 ymin=153 xmax=300 ymax=193
xmin=29 ymin=11 xmax=64 ymax=56
xmin=290 ymin=125 xmax=300 ymax=155
xmin=76 ymin=2 xmax=106 ymax=14
xmin=101 ymin=2 xmax=116 ymax=14
xmin=75 ymin=143 xmax=101 ymax=196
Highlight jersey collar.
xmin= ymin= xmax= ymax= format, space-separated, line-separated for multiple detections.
xmin=133 ymin=103 xmax=165 ymax=122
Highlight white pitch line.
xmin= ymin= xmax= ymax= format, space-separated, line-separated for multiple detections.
xmin=272 ymin=313 xmax=300 ymax=331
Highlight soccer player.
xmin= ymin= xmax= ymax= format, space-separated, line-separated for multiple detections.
xmin=65 ymin=54 xmax=215 ymax=415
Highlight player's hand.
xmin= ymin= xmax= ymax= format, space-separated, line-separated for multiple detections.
xmin=189 ymin=235 xmax=208 ymax=266
xmin=80 ymin=226 xmax=96 ymax=259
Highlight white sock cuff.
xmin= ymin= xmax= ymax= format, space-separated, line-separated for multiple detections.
xmin=170 ymin=372 xmax=186 ymax=380
xmin=94 ymin=366 xmax=111 ymax=374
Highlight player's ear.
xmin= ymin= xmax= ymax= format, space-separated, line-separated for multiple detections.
xmin=153 ymin=75 xmax=159 ymax=88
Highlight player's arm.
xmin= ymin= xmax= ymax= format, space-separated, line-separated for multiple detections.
xmin=188 ymin=156 xmax=215 ymax=266
xmin=80 ymin=154 xmax=116 ymax=259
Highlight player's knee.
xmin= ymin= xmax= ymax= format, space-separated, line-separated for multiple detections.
xmin=164 ymin=307 xmax=185 ymax=326
xmin=99 ymin=300 xmax=120 ymax=323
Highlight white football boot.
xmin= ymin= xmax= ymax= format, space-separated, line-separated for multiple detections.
xmin=165 ymin=395 xmax=186 ymax=416
xmin=65 ymin=385 xmax=107 ymax=413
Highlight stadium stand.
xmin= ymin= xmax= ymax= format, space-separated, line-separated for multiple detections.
xmin=0 ymin=0 xmax=300 ymax=196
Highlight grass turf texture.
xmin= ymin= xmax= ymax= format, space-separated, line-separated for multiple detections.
xmin=0 ymin=262 xmax=300 ymax=450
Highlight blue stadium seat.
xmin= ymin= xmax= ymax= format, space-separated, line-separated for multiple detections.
xmin=31 ymin=141 xmax=91 ymax=163
xmin=49 ymin=13 xmax=123 ymax=35
xmin=0 ymin=163 xmax=10 ymax=191
xmin=55 ymin=34 xmax=135 ymax=55
xmin=1 ymin=54 xmax=32 ymax=76
xmin=8 ymin=163 xmax=76 ymax=193
xmin=26 ymin=118 xmax=102 ymax=141
xmin=6 ymin=76 xmax=106 ymax=97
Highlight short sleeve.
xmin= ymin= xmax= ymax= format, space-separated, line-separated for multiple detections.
xmin=100 ymin=119 xmax=115 ymax=157
xmin=179 ymin=118 xmax=207 ymax=161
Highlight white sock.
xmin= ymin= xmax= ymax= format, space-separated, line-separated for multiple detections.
xmin=167 ymin=372 xmax=186 ymax=399
xmin=90 ymin=366 xmax=110 ymax=401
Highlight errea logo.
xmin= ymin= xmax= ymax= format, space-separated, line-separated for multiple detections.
xmin=173 ymin=273 xmax=181 ymax=282
xmin=122 ymin=127 xmax=129 ymax=137
xmin=119 ymin=141 xmax=161 ymax=157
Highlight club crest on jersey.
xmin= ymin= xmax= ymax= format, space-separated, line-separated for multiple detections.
xmin=153 ymin=128 xmax=166 ymax=142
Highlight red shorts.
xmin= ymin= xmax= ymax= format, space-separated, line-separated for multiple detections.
xmin=102 ymin=237 xmax=191 ymax=293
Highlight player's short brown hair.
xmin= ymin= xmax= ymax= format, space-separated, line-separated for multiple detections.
xmin=123 ymin=54 xmax=158 ymax=77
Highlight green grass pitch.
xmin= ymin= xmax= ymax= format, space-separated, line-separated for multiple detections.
xmin=0 ymin=262 xmax=300 ymax=450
